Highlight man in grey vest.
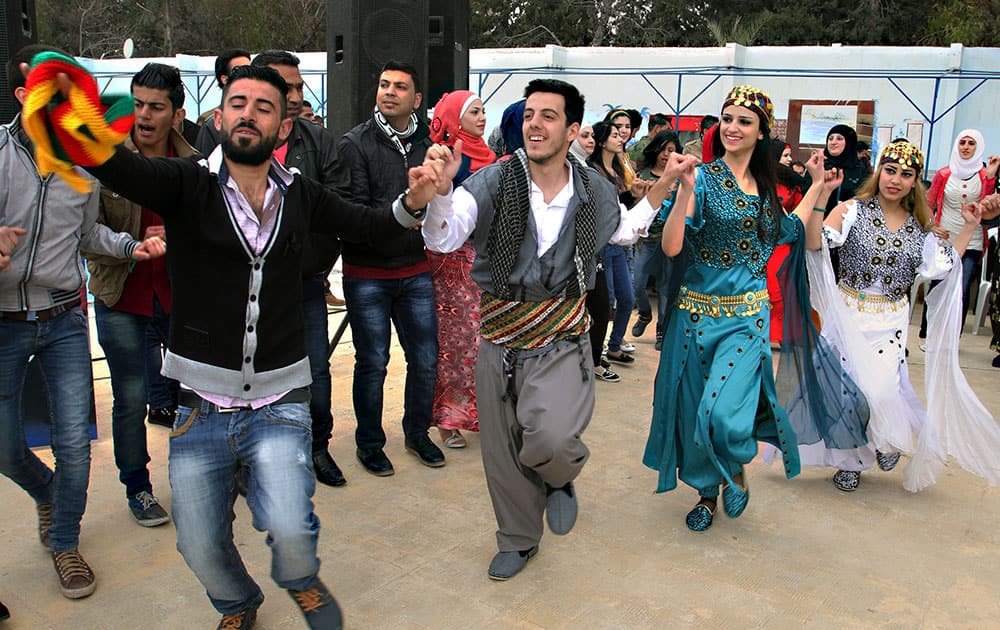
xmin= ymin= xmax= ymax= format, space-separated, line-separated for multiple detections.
xmin=418 ymin=79 xmax=696 ymax=579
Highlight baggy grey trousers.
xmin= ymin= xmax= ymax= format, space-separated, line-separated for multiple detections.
xmin=475 ymin=336 xmax=595 ymax=552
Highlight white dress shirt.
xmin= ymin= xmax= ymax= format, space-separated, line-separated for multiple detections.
xmin=422 ymin=160 xmax=659 ymax=255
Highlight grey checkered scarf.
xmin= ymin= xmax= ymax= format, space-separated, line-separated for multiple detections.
xmin=486 ymin=149 xmax=597 ymax=300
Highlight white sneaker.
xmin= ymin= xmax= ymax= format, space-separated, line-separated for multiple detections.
xmin=620 ymin=343 xmax=636 ymax=353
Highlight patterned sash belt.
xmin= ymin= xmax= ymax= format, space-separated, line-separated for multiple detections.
xmin=677 ymin=286 xmax=770 ymax=318
xmin=480 ymin=293 xmax=590 ymax=350
xmin=837 ymin=283 xmax=908 ymax=313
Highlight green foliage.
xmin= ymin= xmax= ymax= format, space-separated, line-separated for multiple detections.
xmin=34 ymin=0 xmax=1000 ymax=58
xmin=927 ymin=0 xmax=1000 ymax=46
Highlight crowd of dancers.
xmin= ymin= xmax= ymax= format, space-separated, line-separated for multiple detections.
xmin=1 ymin=43 xmax=1000 ymax=629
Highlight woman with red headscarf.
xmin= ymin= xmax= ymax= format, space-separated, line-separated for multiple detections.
xmin=427 ymin=91 xmax=497 ymax=448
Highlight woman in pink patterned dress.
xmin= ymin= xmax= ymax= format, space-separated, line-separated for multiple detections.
xmin=427 ymin=91 xmax=496 ymax=448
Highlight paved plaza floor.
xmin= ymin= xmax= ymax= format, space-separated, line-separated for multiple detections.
xmin=1 ymin=304 xmax=998 ymax=629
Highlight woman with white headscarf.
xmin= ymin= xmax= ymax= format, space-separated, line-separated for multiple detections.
xmin=920 ymin=130 xmax=999 ymax=334
xmin=569 ymin=123 xmax=595 ymax=163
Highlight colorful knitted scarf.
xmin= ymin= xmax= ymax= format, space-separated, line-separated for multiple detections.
xmin=21 ymin=51 xmax=134 ymax=192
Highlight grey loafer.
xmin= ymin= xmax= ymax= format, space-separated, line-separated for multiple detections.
xmin=545 ymin=482 xmax=578 ymax=535
xmin=488 ymin=546 xmax=538 ymax=581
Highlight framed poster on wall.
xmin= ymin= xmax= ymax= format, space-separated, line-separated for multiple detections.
xmin=786 ymin=99 xmax=876 ymax=160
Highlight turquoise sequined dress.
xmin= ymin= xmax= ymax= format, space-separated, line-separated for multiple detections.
xmin=643 ymin=159 xmax=801 ymax=494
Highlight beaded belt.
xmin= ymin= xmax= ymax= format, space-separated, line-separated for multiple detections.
xmin=676 ymin=286 xmax=770 ymax=318
xmin=480 ymin=292 xmax=590 ymax=350
xmin=837 ymin=283 xmax=908 ymax=313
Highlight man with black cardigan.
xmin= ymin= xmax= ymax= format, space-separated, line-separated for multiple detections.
xmin=199 ymin=49 xmax=352 ymax=489
xmin=39 ymin=63 xmax=434 ymax=629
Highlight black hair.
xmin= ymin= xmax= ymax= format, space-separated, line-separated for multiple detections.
xmin=380 ymin=61 xmax=421 ymax=92
xmin=770 ymin=137 xmax=805 ymax=191
xmin=252 ymin=50 xmax=301 ymax=70
xmin=626 ymin=109 xmax=642 ymax=135
xmin=302 ymin=100 xmax=312 ymax=109
xmin=700 ymin=114 xmax=719 ymax=132
xmin=131 ymin=63 xmax=184 ymax=111
xmin=791 ymin=160 xmax=805 ymax=169
xmin=523 ymin=78 xmax=584 ymax=126
xmin=587 ymin=121 xmax=626 ymax=191
xmin=641 ymin=129 xmax=680 ymax=170
xmin=7 ymin=44 xmax=65 ymax=97
xmin=214 ymin=48 xmax=251 ymax=89
xmin=711 ymin=112 xmax=780 ymax=243
xmin=647 ymin=113 xmax=669 ymax=131
xmin=222 ymin=65 xmax=289 ymax=118
xmin=857 ymin=140 xmax=870 ymax=151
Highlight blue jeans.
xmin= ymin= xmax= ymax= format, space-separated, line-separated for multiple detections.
xmin=343 ymin=273 xmax=438 ymax=450
xmin=170 ymin=400 xmax=320 ymax=615
xmin=603 ymin=244 xmax=634 ymax=352
xmin=0 ymin=307 xmax=93 ymax=552
xmin=145 ymin=297 xmax=177 ymax=410
xmin=302 ymin=275 xmax=333 ymax=453
xmin=96 ymin=299 xmax=174 ymax=497
xmin=632 ymin=239 xmax=670 ymax=337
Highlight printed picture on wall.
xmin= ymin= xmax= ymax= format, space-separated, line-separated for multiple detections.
xmin=799 ymin=105 xmax=859 ymax=145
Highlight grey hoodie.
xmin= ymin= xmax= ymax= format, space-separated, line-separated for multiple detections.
xmin=0 ymin=116 xmax=139 ymax=312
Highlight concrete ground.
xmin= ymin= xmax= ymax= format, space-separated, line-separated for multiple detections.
xmin=1 ymin=301 xmax=998 ymax=629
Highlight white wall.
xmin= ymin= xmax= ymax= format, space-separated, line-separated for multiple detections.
xmin=467 ymin=44 xmax=1000 ymax=172
xmin=84 ymin=44 xmax=1000 ymax=173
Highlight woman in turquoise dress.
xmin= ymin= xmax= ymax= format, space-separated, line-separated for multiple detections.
xmin=643 ymin=85 xmax=842 ymax=532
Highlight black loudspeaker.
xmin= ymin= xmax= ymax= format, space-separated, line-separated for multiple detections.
xmin=0 ymin=0 xmax=36 ymax=124
xmin=426 ymin=0 xmax=469 ymax=109
xmin=326 ymin=0 xmax=429 ymax=141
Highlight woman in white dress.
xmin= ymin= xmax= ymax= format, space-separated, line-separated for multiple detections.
xmin=798 ymin=140 xmax=1000 ymax=492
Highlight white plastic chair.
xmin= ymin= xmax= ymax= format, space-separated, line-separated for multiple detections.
xmin=972 ymin=227 xmax=998 ymax=335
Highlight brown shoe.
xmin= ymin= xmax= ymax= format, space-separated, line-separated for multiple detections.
xmin=217 ymin=607 xmax=257 ymax=630
xmin=37 ymin=502 xmax=52 ymax=550
xmin=324 ymin=291 xmax=345 ymax=307
xmin=52 ymin=550 xmax=96 ymax=599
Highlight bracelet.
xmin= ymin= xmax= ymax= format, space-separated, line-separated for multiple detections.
xmin=812 ymin=206 xmax=827 ymax=213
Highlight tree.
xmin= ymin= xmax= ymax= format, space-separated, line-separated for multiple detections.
xmin=926 ymin=0 xmax=1000 ymax=46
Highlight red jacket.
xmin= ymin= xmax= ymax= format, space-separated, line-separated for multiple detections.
xmin=926 ymin=166 xmax=996 ymax=221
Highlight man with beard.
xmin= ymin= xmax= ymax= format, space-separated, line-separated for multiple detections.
xmin=29 ymin=62 xmax=436 ymax=628
xmin=198 ymin=50 xmax=352 ymax=489
xmin=418 ymin=79 xmax=688 ymax=579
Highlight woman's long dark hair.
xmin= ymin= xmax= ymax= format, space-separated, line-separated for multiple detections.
xmin=771 ymin=138 xmax=807 ymax=190
xmin=641 ymin=130 xmax=681 ymax=171
xmin=588 ymin=121 xmax=626 ymax=191
xmin=712 ymin=116 xmax=781 ymax=243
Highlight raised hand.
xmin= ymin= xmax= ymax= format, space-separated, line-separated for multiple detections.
xmin=986 ymin=155 xmax=999 ymax=179
xmin=405 ymin=163 xmax=443 ymax=210
xmin=660 ymin=153 xmax=697 ymax=185
xmin=422 ymin=139 xmax=464 ymax=195
xmin=961 ymin=201 xmax=983 ymax=227
xmin=630 ymin=178 xmax=652 ymax=198
xmin=144 ymin=225 xmax=166 ymax=241
xmin=822 ymin=166 xmax=843 ymax=194
xmin=979 ymin=193 xmax=1000 ymax=220
xmin=804 ymin=150 xmax=825 ymax=179
xmin=132 ymin=236 xmax=166 ymax=261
